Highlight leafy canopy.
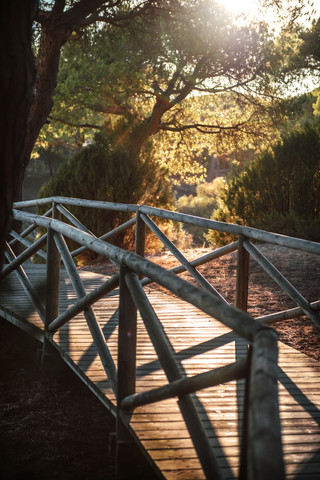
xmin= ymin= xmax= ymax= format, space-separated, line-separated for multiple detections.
xmin=38 ymin=132 xmax=173 ymax=254
xmin=37 ymin=0 xmax=286 ymax=180
xmin=207 ymin=124 xmax=320 ymax=245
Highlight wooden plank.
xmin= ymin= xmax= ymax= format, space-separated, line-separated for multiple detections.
xmin=0 ymin=265 xmax=320 ymax=480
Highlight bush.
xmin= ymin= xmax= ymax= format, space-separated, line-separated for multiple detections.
xmin=206 ymin=125 xmax=320 ymax=245
xmin=176 ymin=178 xmax=225 ymax=245
xmin=38 ymin=133 xmax=173 ymax=258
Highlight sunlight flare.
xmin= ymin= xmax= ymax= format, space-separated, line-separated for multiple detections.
xmin=218 ymin=0 xmax=259 ymax=16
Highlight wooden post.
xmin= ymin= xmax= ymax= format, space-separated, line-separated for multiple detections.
xmin=116 ymin=265 xmax=137 ymax=474
xmin=236 ymin=234 xmax=250 ymax=311
xmin=135 ymin=210 xmax=145 ymax=258
xmin=124 ymin=271 xmax=223 ymax=479
xmin=239 ymin=348 xmax=252 ymax=480
xmin=236 ymin=234 xmax=251 ymax=478
xmin=41 ymin=202 xmax=61 ymax=372
xmin=247 ymin=329 xmax=285 ymax=480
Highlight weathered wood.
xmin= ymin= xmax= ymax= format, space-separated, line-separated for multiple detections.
xmin=1 ymin=266 xmax=320 ymax=480
xmin=48 ymin=196 xmax=138 ymax=214
xmin=236 ymin=234 xmax=250 ymax=311
xmin=71 ymin=217 xmax=136 ymax=258
xmin=43 ymin=204 xmax=61 ymax=361
xmin=3 ymin=246 xmax=45 ymax=321
xmin=118 ymin=266 xmax=137 ymax=402
xmin=141 ymin=213 xmax=228 ymax=303
xmin=1 ymin=234 xmax=47 ymax=278
xmin=124 ymin=270 xmax=223 ymax=480
xmin=12 ymin=209 xmax=263 ymax=343
xmin=138 ymin=205 xmax=320 ymax=255
xmin=159 ymin=241 xmax=238 ymax=274
xmin=56 ymin=203 xmax=94 ymax=235
xmin=13 ymin=196 xmax=56 ymax=209
xmin=116 ymin=265 xmax=138 ymax=472
xmin=7 ymin=229 xmax=47 ymax=260
xmin=48 ymin=273 xmax=119 ymax=333
xmin=7 ymin=208 xmax=53 ymax=254
xmin=256 ymin=299 xmax=320 ymax=324
xmin=121 ymin=357 xmax=247 ymax=410
xmin=7 ymin=200 xmax=320 ymax=479
xmin=9 ymin=222 xmax=39 ymax=246
xmin=135 ymin=211 xmax=146 ymax=258
xmin=53 ymin=231 xmax=117 ymax=394
xmin=244 ymin=239 xmax=320 ymax=328
xmin=239 ymin=345 xmax=252 ymax=480
xmin=247 ymin=328 xmax=285 ymax=480
xmin=13 ymin=196 xmax=320 ymax=255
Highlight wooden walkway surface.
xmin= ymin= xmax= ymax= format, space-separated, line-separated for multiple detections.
xmin=1 ymin=265 xmax=320 ymax=479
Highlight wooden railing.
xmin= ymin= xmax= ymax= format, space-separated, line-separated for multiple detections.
xmin=3 ymin=196 xmax=320 ymax=479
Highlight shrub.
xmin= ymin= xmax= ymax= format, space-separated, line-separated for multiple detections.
xmin=206 ymin=125 xmax=320 ymax=245
xmin=38 ymin=133 xmax=173 ymax=258
xmin=176 ymin=177 xmax=225 ymax=245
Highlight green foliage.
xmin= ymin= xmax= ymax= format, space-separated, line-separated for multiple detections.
xmin=206 ymin=125 xmax=320 ymax=245
xmin=28 ymin=145 xmax=72 ymax=177
xmin=300 ymin=18 xmax=320 ymax=66
xmin=35 ymin=0 xmax=285 ymax=181
xmin=38 ymin=133 xmax=173 ymax=254
xmin=176 ymin=177 xmax=225 ymax=245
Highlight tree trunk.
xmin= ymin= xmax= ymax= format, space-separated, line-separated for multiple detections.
xmin=19 ymin=0 xmax=107 ymax=202
xmin=21 ymin=23 xmax=69 ymax=201
xmin=0 ymin=0 xmax=37 ymax=270
xmin=127 ymin=97 xmax=171 ymax=158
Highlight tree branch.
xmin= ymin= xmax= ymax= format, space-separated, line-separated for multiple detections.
xmin=78 ymin=3 xmax=166 ymax=28
xmin=160 ymin=119 xmax=252 ymax=134
xmin=92 ymin=102 xmax=130 ymax=115
xmin=48 ymin=115 xmax=102 ymax=130
xmin=58 ymin=0 xmax=105 ymax=23
xmin=35 ymin=9 xmax=51 ymax=24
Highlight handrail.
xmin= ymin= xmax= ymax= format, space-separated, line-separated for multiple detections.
xmin=14 ymin=196 xmax=320 ymax=255
xmin=12 ymin=209 xmax=263 ymax=341
xmin=244 ymin=239 xmax=320 ymax=328
xmin=5 ymin=196 xmax=320 ymax=479
xmin=14 ymin=196 xmax=319 ymax=328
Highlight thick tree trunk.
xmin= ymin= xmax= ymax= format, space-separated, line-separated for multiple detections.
xmin=0 ymin=0 xmax=37 ymax=270
xmin=20 ymin=23 xmax=69 ymax=201
xmin=127 ymin=97 xmax=171 ymax=158
xmin=19 ymin=0 xmax=107 ymax=202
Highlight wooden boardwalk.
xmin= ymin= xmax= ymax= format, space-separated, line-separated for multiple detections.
xmin=1 ymin=265 xmax=320 ymax=479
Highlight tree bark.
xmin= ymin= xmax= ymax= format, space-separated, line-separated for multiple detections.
xmin=20 ymin=0 xmax=124 ymax=201
xmin=22 ymin=22 xmax=69 ymax=186
xmin=0 ymin=0 xmax=37 ymax=270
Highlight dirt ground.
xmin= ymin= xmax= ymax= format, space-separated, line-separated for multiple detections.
xmin=1 ymin=244 xmax=319 ymax=479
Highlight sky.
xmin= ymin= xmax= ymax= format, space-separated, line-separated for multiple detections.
xmin=216 ymin=0 xmax=320 ymax=95
xmin=217 ymin=0 xmax=320 ymax=25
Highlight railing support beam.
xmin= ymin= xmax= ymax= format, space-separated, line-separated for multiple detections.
xmin=54 ymin=232 xmax=117 ymax=393
xmin=116 ymin=265 xmax=138 ymax=475
xmin=248 ymin=329 xmax=285 ymax=480
xmin=124 ymin=271 xmax=223 ymax=480
xmin=42 ymin=203 xmax=61 ymax=372
xmin=236 ymin=234 xmax=250 ymax=311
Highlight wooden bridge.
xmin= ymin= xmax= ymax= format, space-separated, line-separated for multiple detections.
xmin=1 ymin=197 xmax=320 ymax=480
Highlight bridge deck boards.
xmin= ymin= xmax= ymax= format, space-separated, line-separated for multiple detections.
xmin=1 ymin=265 xmax=320 ymax=479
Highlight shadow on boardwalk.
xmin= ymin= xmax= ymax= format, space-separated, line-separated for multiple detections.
xmin=0 ymin=319 xmax=154 ymax=480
